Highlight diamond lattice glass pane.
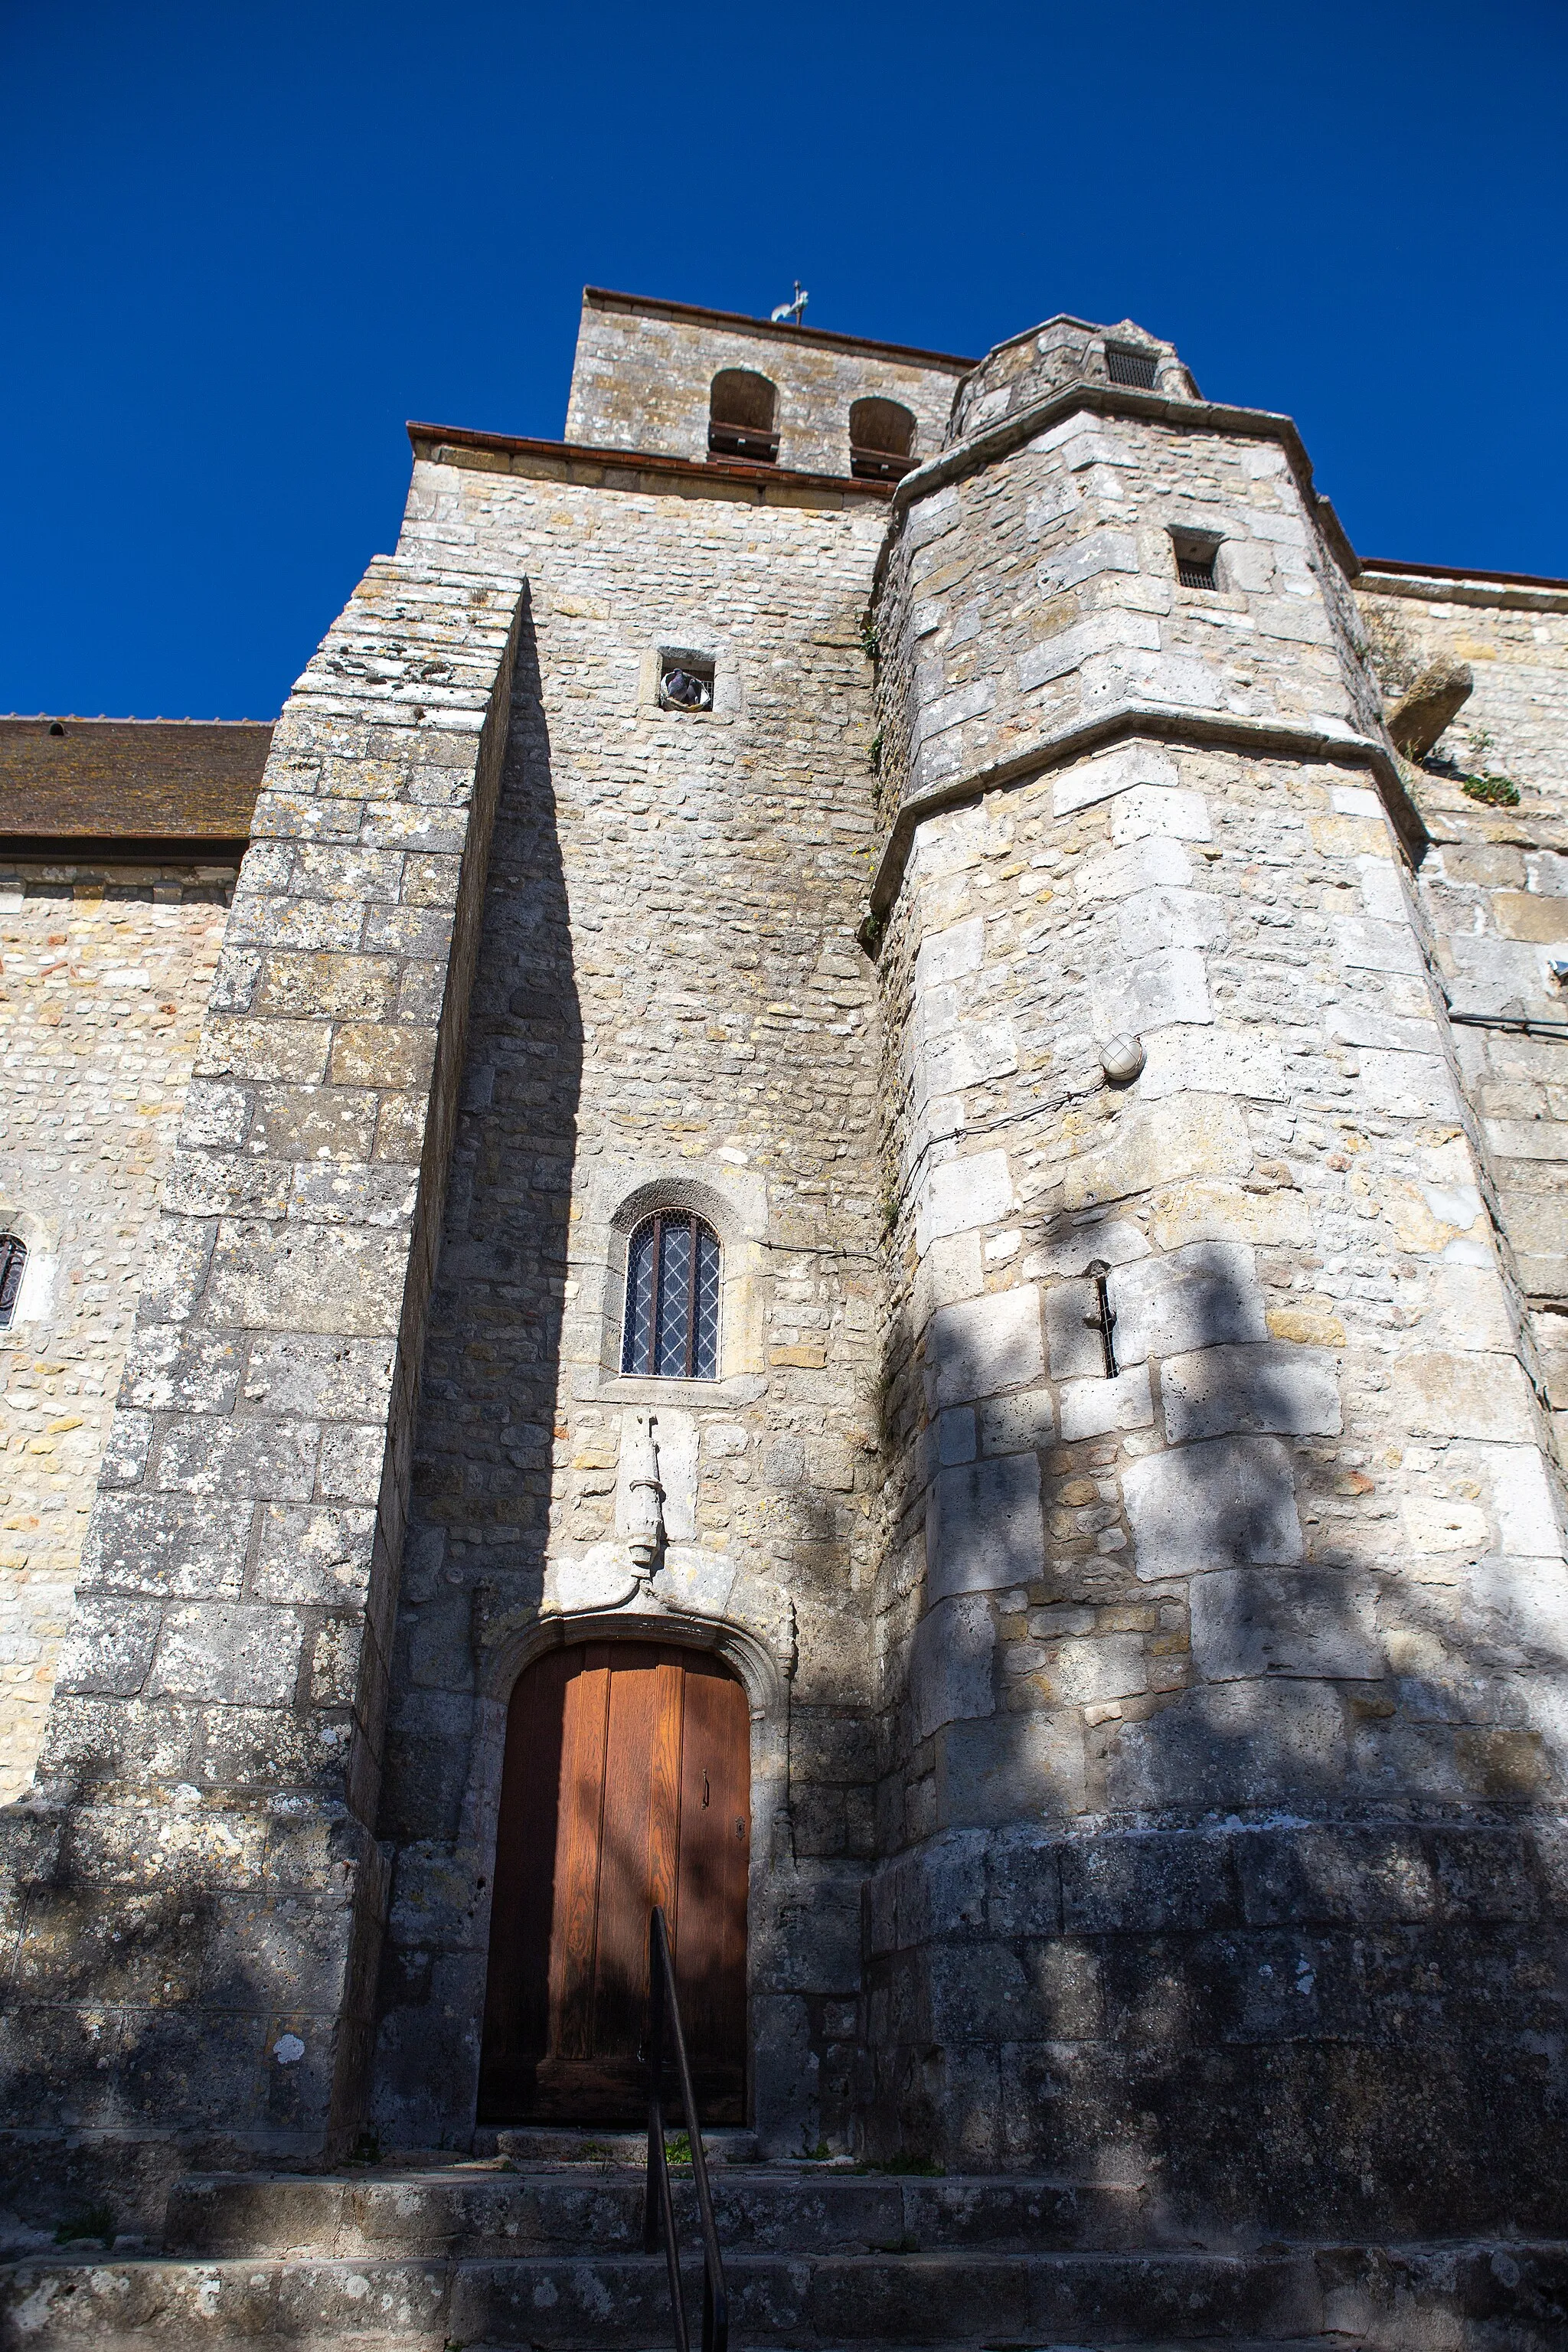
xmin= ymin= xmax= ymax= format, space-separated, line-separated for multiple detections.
xmin=622 ymin=1220 xmax=657 ymax=1374
xmin=0 ymin=1239 xmax=24 ymax=1328
xmin=654 ymin=1219 xmax=693 ymax=1375
xmin=694 ymin=1224 xmax=720 ymax=1379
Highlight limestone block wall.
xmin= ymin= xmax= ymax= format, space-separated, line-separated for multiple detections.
xmin=564 ymin=289 xmax=969 ymax=479
xmin=948 ymin=315 xmax=1197 ymax=440
xmin=367 ymin=447 xmax=890 ymax=2153
xmin=0 ymin=861 xmax=234 ymax=1802
xmin=0 ymin=558 xmax=524 ymax=2216
xmin=861 ymin=333 xmax=1568 ymax=2229
xmin=874 ymin=397 xmax=1380 ymax=815
xmin=1357 ymin=571 xmax=1568 ymax=1444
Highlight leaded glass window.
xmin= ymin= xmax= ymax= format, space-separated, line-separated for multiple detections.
xmin=622 ymin=1213 xmax=720 ymax=1380
xmin=0 ymin=1236 xmax=25 ymax=1331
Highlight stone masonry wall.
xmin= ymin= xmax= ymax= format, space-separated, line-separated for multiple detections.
xmin=865 ymin=730 xmax=1568 ymax=2230
xmin=367 ymin=448 xmax=890 ymax=2155
xmin=875 ymin=401 xmax=1379 ymax=818
xmin=565 ymin=291 xmax=969 ymax=479
xmin=1357 ymin=574 xmax=1568 ymax=1452
xmin=0 ymin=558 xmax=524 ymax=2222
xmin=859 ymin=330 xmax=1568 ymax=2231
xmin=0 ymin=859 xmax=236 ymax=1803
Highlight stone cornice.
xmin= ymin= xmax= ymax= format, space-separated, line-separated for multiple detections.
xmin=407 ymin=423 xmax=896 ymax=511
xmin=1357 ymin=562 xmax=1568 ymax=616
xmin=580 ymin=286 xmax=978 ymax=374
xmin=870 ymin=383 xmax=1360 ymax=593
xmin=861 ymin=704 xmax=1424 ymax=942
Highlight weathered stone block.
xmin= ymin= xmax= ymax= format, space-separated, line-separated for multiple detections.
xmin=52 ymin=1596 xmax=162 ymax=1697
xmin=927 ymin=1454 xmax=1045 ymax=1600
xmin=909 ymin=1594 xmax=995 ymax=1740
xmin=145 ymin=1604 xmax=304 ymax=1707
xmin=938 ymin=1711 xmax=1086 ymax=1827
xmin=80 ymin=1496 xmax=253 ymax=1598
xmin=1109 ymin=1240 xmax=1265 ymax=1365
xmin=1123 ymin=1435 xmax=1303 ymax=1578
xmin=1190 ymin=1569 xmax=1381 ymax=1682
xmin=1044 ymin=1278 xmax=1105 ymax=1381
xmin=1048 ymin=1632 xmax=1148 ymax=1704
xmin=1390 ymin=1351 xmax=1539 ymax=1443
xmin=206 ymin=1223 xmax=410 ymax=1335
xmin=155 ymin=1414 xmax=319 ymax=1500
xmin=1059 ymin=1364 xmax=1153 ymax=1440
xmin=929 ymin=1286 xmax=1044 ymax=1406
xmin=1161 ymin=1341 xmax=1341 ymax=1442
xmin=119 ymin=1328 xmax=245 ymax=1416
xmin=1063 ymin=1094 xmax=1253 ymax=1211
xmin=1106 ymin=1679 xmax=1346 ymax=1810
xmin=1060 ymin=1828 xmax=1239 ymax=1932
xmin=916 ymin=1148 xmax=1012 ymax=1248
xmin=252 ymin=1505 xmax=377 ymax=1606
xmin=978 ymin=1387 xmax=1056 ymax=1455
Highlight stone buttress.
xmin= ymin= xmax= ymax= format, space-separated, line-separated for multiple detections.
xmin=864 ymin=315 xmax=1568 ymax=2234
xmin=0 ymin=560 xmax=524 ymax=2213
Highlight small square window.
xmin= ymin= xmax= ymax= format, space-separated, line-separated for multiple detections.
xmin=658 ymin=653 xmax=714 ymax=711
xmin=1106 ymin=344 xmax=1159 ymax=390
xmin=1171 ymin=533 xmax=1221 ymax=591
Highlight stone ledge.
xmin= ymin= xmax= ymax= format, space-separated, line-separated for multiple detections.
xmin=861 ymin=706 xmax=1425 ymax=935
xmin=872 ymin=380 xmax=1359 ymax=589
xmin=407 ymin=423 xmax=897 ymax=510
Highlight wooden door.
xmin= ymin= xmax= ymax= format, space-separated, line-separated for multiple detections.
xmin=478 ymin=1641 xmax=750 ymax=2123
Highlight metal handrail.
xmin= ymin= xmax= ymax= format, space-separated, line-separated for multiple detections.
xmin=644 ymin=1905 xmax=729 ymax=2352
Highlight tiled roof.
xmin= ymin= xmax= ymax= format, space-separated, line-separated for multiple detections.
xmin=0 ymin=716 xmax=272 ymax=849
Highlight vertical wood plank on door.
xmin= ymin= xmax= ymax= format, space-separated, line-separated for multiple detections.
xmin=592 ymin=1648 xmax=663 ymax=2060
xmin=478 ymin=1644 xmax=569 ymax=2108
xmin=648 ymin=1648 xmax=685 ymax=1929
xmin=550 ymin=1645 xmax=612 ymax=2060
xmin=676 ymin=1658 xmax=750 ymax=2085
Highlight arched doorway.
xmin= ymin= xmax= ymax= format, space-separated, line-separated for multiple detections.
xmin=478 ymin=1639 xmax=750 ymax=2124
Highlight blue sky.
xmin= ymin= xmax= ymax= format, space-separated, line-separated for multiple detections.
xmin=2 ymin=0 xmax=1565 ymax=721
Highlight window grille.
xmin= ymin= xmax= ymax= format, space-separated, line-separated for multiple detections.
xmin=1106 ymin=345 xmax=1159 ymax=389
xmin=0 ymin=1236 xmax=26 ymax=1330
xmin=1177 ymin=551 xmax=1219 ymax=590
xmin=622 ymin=1212 xmax=721 ymax=1380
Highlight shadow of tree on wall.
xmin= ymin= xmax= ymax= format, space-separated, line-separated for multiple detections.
xmin=869 ymin=1196 xmax=1568 ymax=2239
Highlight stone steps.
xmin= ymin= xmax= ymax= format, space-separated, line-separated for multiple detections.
xmin=162 ymin=2164 xmax=1152 ymax=2257
xmin=5 ymin=2161 xmax=1565 ymax=2350
xmin=4 ymin=2239 xmax=1567 ymax=2350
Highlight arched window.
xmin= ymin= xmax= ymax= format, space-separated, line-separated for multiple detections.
xmin=708 ymin=370 xmax=779 ymax=464
xmin=622 ymin=1211 xmax=721 ymax=1379
xmin=0 ymin=1236 xmax=26 ymax=1331
xmin=849 ymin=397 xmax=916 ymax=482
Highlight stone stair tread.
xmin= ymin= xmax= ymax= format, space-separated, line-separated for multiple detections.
xmin=6 ymin=2239 xmax=1563 ymax=2349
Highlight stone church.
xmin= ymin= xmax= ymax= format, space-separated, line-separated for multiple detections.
xmin=2 ymin=286 xmax=1567 ymax=2344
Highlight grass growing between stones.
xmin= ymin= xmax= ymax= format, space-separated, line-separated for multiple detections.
xmin=54 ymin=2203 xmax=115 ymax=2249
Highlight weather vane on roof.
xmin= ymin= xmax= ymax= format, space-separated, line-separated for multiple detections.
xmin=770 ymin=282 xmax=808 ymax=326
